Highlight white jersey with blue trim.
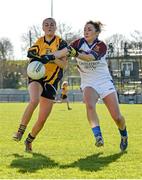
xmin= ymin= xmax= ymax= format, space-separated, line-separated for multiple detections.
xmin=71 ymin=38 xmax=112 ymax=82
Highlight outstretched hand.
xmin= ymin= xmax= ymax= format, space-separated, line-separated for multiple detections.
xmin=67 ymin=46 xmax=79 ymax=57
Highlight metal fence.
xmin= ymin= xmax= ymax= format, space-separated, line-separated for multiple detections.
xmin=1 ymin=55 xmax=142 ymax=103
xmin=0 ymin=89 xmax=83 ymax=103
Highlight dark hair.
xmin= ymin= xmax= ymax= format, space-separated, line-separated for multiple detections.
xmin=86 ymin=20 xmax=103 ymax=32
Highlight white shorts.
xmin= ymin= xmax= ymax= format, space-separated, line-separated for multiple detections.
xmin=81 ymin=79 xmax=116 ymax=99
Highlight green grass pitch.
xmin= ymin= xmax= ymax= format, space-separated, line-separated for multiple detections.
xmin=0 ymin=103 xmax=142 ymax=179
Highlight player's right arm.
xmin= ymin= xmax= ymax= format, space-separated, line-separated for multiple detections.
xmin=39 ymin=39 xmax=68 ymax=68
xmin=27 ymin=37 xmax=42 ymax=59
xmin=27 ymin=45 xmax=41 ymax=61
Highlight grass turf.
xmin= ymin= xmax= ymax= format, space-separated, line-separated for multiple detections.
xmin=0 ymin=103 xmax=142 ymax=179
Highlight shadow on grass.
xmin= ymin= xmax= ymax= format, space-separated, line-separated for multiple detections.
xmin=10 ymin=153 xmax=59 ymax=173
xmin=60 ymin=152 xmax=125 ymax=172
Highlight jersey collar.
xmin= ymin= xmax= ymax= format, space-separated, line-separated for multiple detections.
xmin=44 ymin=35 xmax=56 ymax=45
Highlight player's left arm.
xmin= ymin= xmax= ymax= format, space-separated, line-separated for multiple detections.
xmin=76 ymin=42 xmax=107 ymax=61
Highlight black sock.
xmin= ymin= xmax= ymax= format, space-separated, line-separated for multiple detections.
xmin=26 ymin=133 xmax=35 ymax=143
xmin=119 ymin=127 xmax=128 ymax=137
xmin=18 ymin=124 xmax=26 ymax=134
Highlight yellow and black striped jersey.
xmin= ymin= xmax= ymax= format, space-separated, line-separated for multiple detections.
xmin=28 ymin=35 xmax=67 ymax=84
xmin=61 ymin=86 xmax=68 ymax=95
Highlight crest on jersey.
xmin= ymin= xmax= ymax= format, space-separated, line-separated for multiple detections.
xmin=46 ymin=48 xmax=52 ymax=54
xmin=93 ymin=45 xmax=100 ymax=52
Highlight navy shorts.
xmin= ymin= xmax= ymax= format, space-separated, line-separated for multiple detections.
xmin=60 ymin=94 xmax=67 ymax=100
xmin=28 ymin=78 xmax=57 ymax=100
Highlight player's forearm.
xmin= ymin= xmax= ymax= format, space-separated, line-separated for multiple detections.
xmin=53 ymin=48 xmax=95 ymax=62
xmin=41 ymin=47 xmax=96 ymax=63
xmin=54 ymin=58 xmax=68 ymax=69
xmin=39 ymin=49 xmax=68 ymax=64
xmin=77 ymin=53 xmax=95 ymax=61
xmin=53 ymin=48 xmax=68 ymax=58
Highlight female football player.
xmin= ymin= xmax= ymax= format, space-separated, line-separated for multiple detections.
xmin=13 ymin=18 xmax=68 ymax=152
xmin=60 ymin=81 xmax=72 ymax=110
xmin=43 ymin=20 xmax=128 ymax=151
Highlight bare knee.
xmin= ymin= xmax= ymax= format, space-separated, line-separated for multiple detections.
xmin=85 ymin=102 xmax=95 ymax=111
xmin=29 ymin=99 xmax=39 ymax=108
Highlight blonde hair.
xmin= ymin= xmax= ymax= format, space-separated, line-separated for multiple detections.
xmin=61 ymin=81 xmax=68 ymax=87
xmin=42 ymin=17 xmax=56 ymax=26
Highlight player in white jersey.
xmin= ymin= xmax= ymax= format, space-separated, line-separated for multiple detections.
xmin=70 ymin=35 xmax=115 ymax=98
xmin=40 ymin=20 xmax=128 ymax=151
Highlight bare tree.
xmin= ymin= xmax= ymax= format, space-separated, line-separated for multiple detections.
xmin=57 ymin=22 xmax=72 ymax=40
xmin=105 ymin=34 xmax=127 ymax=56
xmin=21 ymin=23 xmax=82 ymax=55
xmin=130 ymin=30 xmax=142 ymax=51
xmin=21 ymin=25 xmax=42 ymax=54
xmin=130 ymin=30 xmax=142 ymax=42
xmin=57 ymin=22 xmax=82 ymax=43
xmin=0 ymin=38 xmax=13 ymax=60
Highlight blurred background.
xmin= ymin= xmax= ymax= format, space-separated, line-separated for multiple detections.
xmin=0 ymin=0 xmax=142 ymax=103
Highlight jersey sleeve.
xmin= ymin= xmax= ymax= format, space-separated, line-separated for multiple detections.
xmin=90 ymin=42 xmax=107 ymax=60
xmin=27 ymin=38 xmax=41 ymax=56
xmin=27 ymin=45 xmax=40 ymax=55
xmin=58 ymin=39 xmax=68 ymax=50
xmin=70 ymin=39 xmax=81 ymax=50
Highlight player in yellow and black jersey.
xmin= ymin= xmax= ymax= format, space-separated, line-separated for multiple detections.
xmin=28 ymin=33 xmax=68 ymax=99
xmin=13 ymin=18 xmax=68 ymax=152
xmin=60 ymin=81 xmax=72 ymax=110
